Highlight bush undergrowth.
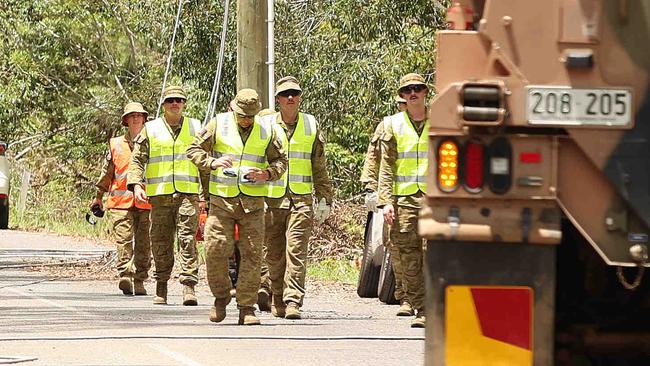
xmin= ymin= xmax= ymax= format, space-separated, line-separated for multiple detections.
xmin=307 ymin=258 xmax=359 ymax=285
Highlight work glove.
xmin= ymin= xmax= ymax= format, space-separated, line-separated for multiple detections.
xmin=314 ymin=198 xmax=331 ymax=224
xmin=364 ymin=190 xmax=378 ymax=212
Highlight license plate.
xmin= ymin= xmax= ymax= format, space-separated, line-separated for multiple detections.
xmin=526 ymin=86 xmax=632 ymax=126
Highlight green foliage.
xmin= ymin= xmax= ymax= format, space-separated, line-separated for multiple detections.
xmin=8 ymin=161 xmax=111 ymax=238
xmin=307 ymin=258 xmax=359 ymax=285
xmin=0 ymin=0 xmax=450 ymax=232
xmin=268 ymin=0 xmax=448 ymax=196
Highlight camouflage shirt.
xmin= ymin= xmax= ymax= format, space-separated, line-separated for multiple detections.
xmin=186 ymin=117 xmax=288 ymax=213
xmin=360 ymin=120 xmax=385 ymax=193
xmin=378 ymin=116 xmax=427 ymax=209
xmin=266 ymin=114 xmax=333 ymax=209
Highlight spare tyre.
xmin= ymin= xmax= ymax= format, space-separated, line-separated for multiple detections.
xmin=377 ymin=249 xmax=398 ymax=304
xmin=357 ymin=210 xmax=386 ymax=297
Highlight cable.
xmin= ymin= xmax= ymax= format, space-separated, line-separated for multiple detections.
xmin=0 ymin=356 xmax=38 ymax=365
xmin=0 ymin=279 xmax=50 ymax=289
xmin=0 ymin=335 xmax=424 ymax=342
xmin=156 ymin=0 xmax=185 ymax=119
xmin=203 ymin=0 xmax=232 ymax=124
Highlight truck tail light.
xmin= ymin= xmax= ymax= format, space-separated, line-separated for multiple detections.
xmin=438 ymin=140 xmax=459 ymax=192
xmin=462 ymin=139 xmax=485 ymax=193
xmin=0 ymin=142 xmax=6 ymax=156
xmin=487 ymin=137 xmax=512 ymax=194
xmin=0 ymin=194 xmax=7 ymax=200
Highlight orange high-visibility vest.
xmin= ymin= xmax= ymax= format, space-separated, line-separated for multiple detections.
xmin=106 ymin=136 xmax=151 ymax=210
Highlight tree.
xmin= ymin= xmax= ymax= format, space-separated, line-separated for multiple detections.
xmin=0 ymin=0 xmax=450 ymax=198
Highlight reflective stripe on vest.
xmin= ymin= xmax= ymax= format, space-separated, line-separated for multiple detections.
xmin=106 ymin=136 xmax=151 ymax=210
xmin=209 ymin=112 xmax=272 ymax=198
xmin=144 ymin=117 xmax=201 ymax=196
xmin=391 ymin=111 xmax=428 ymax=196
xmin=266 ymin=113 xmax=317 ymax=198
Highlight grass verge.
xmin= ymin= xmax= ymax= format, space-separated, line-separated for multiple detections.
xmin=307 ymin=258 xmax=359 ymax=285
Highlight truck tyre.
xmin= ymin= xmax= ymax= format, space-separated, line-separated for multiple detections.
xmin=357 ymin=211 xmax=385 ymax=298
xmin=0 ymin=198 xmax=8 ymax=230
xmin=377 ymin=249 xmax=398 ymax=304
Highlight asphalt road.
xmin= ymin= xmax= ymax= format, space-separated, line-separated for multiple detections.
xmin=0 ymin=230 xmax=424 ymax=365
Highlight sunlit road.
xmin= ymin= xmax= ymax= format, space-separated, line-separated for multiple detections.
xmin=0 ymin=231 xmax=424 ymax=365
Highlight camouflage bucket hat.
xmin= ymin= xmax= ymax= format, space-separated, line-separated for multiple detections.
xmin=230 ymin=89 xmax=262 ymax=117
xmin=275 ymin=76 xmax=302 ymax=96
xmin=163 ymin=85 xmax=187 ymax=102
xmin=121 ymin=102 xmax=148 ymax=126
xmin=398 ymin=73 xmax=427 ymax=90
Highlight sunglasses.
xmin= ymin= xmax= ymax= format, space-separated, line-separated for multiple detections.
xmin=164 ymin=97 xmax=185 ymax=104
xmin=399 ymin=84 xmax=426 ymax=94
xmin=277 ymin=90 xmax=301 ymax=98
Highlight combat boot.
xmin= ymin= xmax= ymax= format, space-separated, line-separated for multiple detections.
xmin=271 ymin=295 xmax=286 ymax=318
xmin=238 ymin=307 xmax=261 ymax=325
xmin=257 ymin=288 xmax=271 ymax=312
xmin=285 ymin=301 xmax=301 ymax=320
xmin=396 ymin=299 xmax=414 ymax=317
xmin=182 ymin=285 xmax=198 ymax=306
xmin=118 ymin=277 xmax=133 ymax=295
xmin=209 ymin=298 xmax=228 ymax=323
xmin=153 ymin=281 xmax=167 ymax=305
xmin=411 ymin=310 xmax=426 ymax=328
xmin=133 ymin=280 xmax=147 ymax=296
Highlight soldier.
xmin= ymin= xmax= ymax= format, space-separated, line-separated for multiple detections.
xmin=127 ymin=86 xmax=202 ymax=306
xmin=395 ymin=95 xmax=407 ymax=112
xmin=92 ymin=102 xmax=152 ymax=296
xmin=360 ymin=95 xmax=413 ymax=317
xmin=378 ymin=73 xmax=430 ymax=328
xmin=187 ymin=89 xmax=287 ymax=325
xmin=256 ymin=107 xmax=277 ymax=312
xmin=262 ymin=76 xmax=334 ymax=320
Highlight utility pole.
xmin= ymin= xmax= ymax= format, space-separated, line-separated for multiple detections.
xmin=237 ymin=0 xmax=269 ymax=107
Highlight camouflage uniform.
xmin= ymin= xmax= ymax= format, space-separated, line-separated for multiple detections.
xmin=126 ymin=120 xmax=200 ymax=286
xmin=361 ymin=121 xmax=407 ymax=304
xmin=265 ymin=117 xmax=333 ymax=307
xmin=96 ymin=132 xmax=151 ymax=282
xmin=378 ymin=118 xmax=427 ymax=313
xmin=186 ymin=115 xmax=287 ymax=311
xmin=259 ymin=245 xmax=272 ymax=294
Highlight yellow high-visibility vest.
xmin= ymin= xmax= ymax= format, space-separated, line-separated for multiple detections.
xmin=209 ymin=112 xmax=272 ymax=198
xmin=265 ymin=112 xmax=317 ymax=198
xmin=390 ymin=111 xmax=429 ymax=196
xmin=144 ymin=117 xmax=201 ymax=196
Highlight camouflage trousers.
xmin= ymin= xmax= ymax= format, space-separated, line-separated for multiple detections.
xmin=109 ymin=208 xmax=151 ymax=281
xmin=389 ymin=205 xmax=425 ymax=311
xmin=385 ymin=237 xmax=407 ymax=302
xmin=149 ymin=194 xmax=199 ymax=285
xmin=259 ymin=245 xmax=272 ymax=293
xmin=265 ymin=205 xmax=313 ymax=306
xmin=205 ymin=203 xmax=264 ymax=309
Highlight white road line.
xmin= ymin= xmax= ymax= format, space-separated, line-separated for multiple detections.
xmin=6 ymin=287 xmax=79 ymax=312
xmin=148 ymin=343 xmax=204 ymax=366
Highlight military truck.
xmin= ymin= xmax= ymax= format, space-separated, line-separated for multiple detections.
xmin=422 ymin=1 xmax=649 ymax=365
